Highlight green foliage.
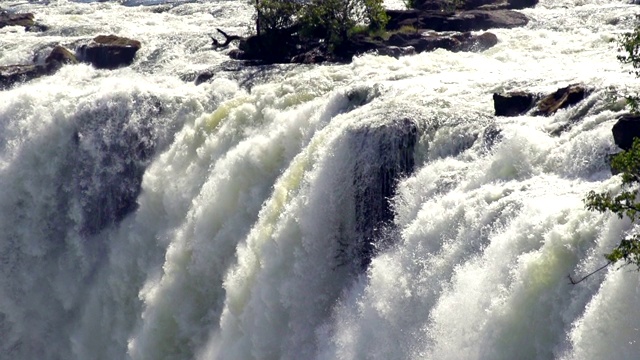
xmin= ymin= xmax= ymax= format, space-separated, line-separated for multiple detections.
xmin=255 ymin=0 xmax=301 ymax=34
xmin=252 ymin=0 xmax=388 ymax=50
xmin=618 ymin=27 xmax=640 ymax=78
xmin=578 ymin=21 xmax=640 ymax=279
xmin=618 ymin=27 xmax=640 ymax=113
xmin=298 ymin=0 xmax=388 ymax=47
xmin=584 ymin=138 xmax=640 ymax=270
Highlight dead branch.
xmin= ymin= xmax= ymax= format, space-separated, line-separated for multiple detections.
xmin=210 ymin=28 xmax=242 ymax=49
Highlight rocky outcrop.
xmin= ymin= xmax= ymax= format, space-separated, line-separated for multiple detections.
xmin=386 ymin=9 xmax=529 ymax=32
xmin=493 ymin=91 xmax=540 ymax=116
xmin=0 ymin=46 xmax=76 ymax=90
xmin=77 ymin=35 xmax=141 ymax=69
xmin=0 ymin=11 xmax=35 ymax=28
xmin=612 ymin=114 xmax=640 ymax=151
xmin=532 ymin=84 xmax=590 ymax=116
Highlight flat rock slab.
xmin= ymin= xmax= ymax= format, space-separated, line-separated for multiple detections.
xmin=386 ymin=9 xmax=529 ymax=32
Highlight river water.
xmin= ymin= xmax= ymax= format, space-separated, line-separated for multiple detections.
xmin=1 ymin=0 xmax=640 ymax=359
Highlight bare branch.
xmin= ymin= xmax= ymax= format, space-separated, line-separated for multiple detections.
xmin=568 ymin=261 xmax=612 ymax=285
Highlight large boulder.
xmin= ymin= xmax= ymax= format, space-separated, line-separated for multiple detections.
xmin=612 ymin=114 xmax=640 ymax=151
xmin=77 ymin=35 xmax=141 ymax=69
xmin=386 ymin=9 xmax=529 ymax=32
xmin=493 ymin=91 xmax=539 ymax=116
xmin=0 ymin=11 xmax=35 ymax=28
xmin=533 ymin=84 xmax=590 ymax=116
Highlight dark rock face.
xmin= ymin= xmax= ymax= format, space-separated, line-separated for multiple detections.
xmin=493 ymin=91 xmax=539 ymax=116
xmin=72 ymin=97 xmax=164 ymax=235
xmin=343 ymin=119 xmax=418 ymax=271
xmin=386 ymin=9 xmax=528 ymax=32
xmin=533 ymin=84 xmax=589 ymax=116
xmin=507 ymin=0 xmax=539 ymax=10
xmin=0 ymin=12 xmax=35 ymax=28
xmin=612 ymin=114 xmax=640 ymax=151
xmin=77 ymin=35 xmax=142 ymax=69
xmin=0 ymin=46 xmax=76 ymax=90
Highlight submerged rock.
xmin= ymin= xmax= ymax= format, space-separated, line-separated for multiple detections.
xmin=386 ymin=31 xmax=497 ymax=53
xmin=77 ymin=35 xmax=141 ymax=69
xmin=493 ymin=84 xmax=590 ymax=118
xmin=0 ymin=65 xmax=50 ymax=90
xmin=0 ymin=45 xmax=76 ymax=90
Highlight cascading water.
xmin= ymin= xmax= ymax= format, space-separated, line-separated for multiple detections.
xmin=2 ymin=0 xmax=640 ymax=359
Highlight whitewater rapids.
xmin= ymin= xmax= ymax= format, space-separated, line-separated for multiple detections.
xmin=1 ymin=0 xmax=640 ymax=359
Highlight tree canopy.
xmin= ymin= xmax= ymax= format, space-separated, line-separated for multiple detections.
xmin=253 ymin=0 xmax=388 ymax=48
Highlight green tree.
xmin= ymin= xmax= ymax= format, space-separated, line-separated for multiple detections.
xmin=576 ymin=28 xmax=640 ymax=283
xmin=252 ymin=0 xmax=388 ymax=50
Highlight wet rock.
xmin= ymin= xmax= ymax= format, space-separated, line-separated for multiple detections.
xmin=0 ymin=46 xmax=76 ymax=90
xmin=411 ymin=0 xmax=538 ymax=10
xmin=45 ymin=45 xmax=78 ymax=65
xmin=194 ymin=71 xmax=214 ymax=85
xmin=533 ymin=84 xmax=590 ymax=116
xmin=77 ymin=35 xmax=142 ymax=69
xmin=386 ymin=9 xmax=529 ymax=32
xmin=72 ymin=97 xmax=164 ymax=235
xmin=374 ymin=45 xmax=417 ymax=58
xmin=387 ymin=31 xmax=498 ymax=53
xmin=612 ymin=113 xmax=640 ymax=150
xmin=343 ymin=118 xmax=418 ymax=271
xmin=507 ymin=0 xmax=539 ymax=10
xmin=0 ymin=12 xmax=35 ymax=28
xmin=291 ymin=48 xmax=327 ymax=64
xmin=25 ymin=23 xmax=49 ymax=32
xmin=0 ymin=65 xmax=50 ymax=90
xmin=493 ymin=91 xmax=539 ymax=116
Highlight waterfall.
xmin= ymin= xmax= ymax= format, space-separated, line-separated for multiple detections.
xmin=2 ymin=0 xmax=640 ymax=359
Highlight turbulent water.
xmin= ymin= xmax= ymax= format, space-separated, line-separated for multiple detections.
xmin=2 ymin=0 xmax=640 ymax=359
